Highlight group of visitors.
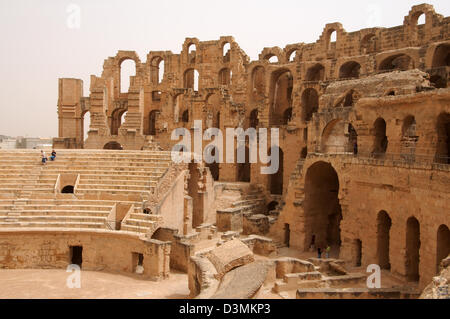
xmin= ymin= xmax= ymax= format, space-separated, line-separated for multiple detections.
xmin=41 ymin=150 xmax=56 ymax=165
xmin=310 ymin=234 xmax=332 ymax=259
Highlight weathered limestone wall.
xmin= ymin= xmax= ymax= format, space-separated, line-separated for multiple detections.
xmin=0 ymin=230 xmax=170 ymax=280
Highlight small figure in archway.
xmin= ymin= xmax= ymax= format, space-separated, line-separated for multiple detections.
xmin=41 ymin=150 xmax=47 ymax=165
xmin=50 ymin=150 xmax=56 ymax=161
xmin=353 ymin=141 xmax=358 ymax=155
xmin=317 ymin=247 xmax=322 ymax=259
xmin=325 ymin=245 xmax=331 ymax=259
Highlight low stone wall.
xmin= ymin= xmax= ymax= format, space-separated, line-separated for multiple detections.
xmin=0 ymin=229 xmax=170 ymax=280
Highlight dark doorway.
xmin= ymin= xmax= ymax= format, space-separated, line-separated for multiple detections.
xmin=61 ymin=185 xmax=74 ymax=194
xmin=267 ymin=201 xmax=279 ymax=212
xmin=354 ymin=239 xmax=362 ymax=267
xmin=104 ymin=142 xmax=123 ymax=150
xmin=269 ymin=147 xmax=284 ymax=195
xmin=304 ymin=162 xmax=342 ymax=253
xmin=70 ymin=246 xmax=83 ymax=268
xmin=436 ymin=225 xmax=450 ymax=274
xmin=377 ymin=211 xmax=392 ymax=270
xmin=284 ymin=224 xmax=291 ymax=248
xmin=406 ymin=217 xmax=421 ymax=282
xmin=149 ymin=110 xmax=158 ymax=136
xmin=237 ymin=146 xmax=251 ymax=183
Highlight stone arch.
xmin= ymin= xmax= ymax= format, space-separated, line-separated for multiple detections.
xmin=436 ymin=225 xmax=450 ymax=274
xmin=322 ymin=120 xmax=357 ymax=154
xmin=205 ymin=93 xmax=221 ymax=129
xmin=251 ymin=66 xmax=266 ymax=101
xmin=82 ymin=110 xmax=90 ymax=144
xmin=187 ymin=43 xmax=197 ymax=64
xmin=269 ymin=69 xmax=293 ymax=125
xmin=301 ymin=88 xmax=319 ymax=122
xmin=236 ymin=145 xmax=250 ymax=183
xmin=304 ymin=161 xmax=342 ymax=254
xmin=150 ymin=56 xmax=165 ymax=84
xmin=104 ymin=141 xmax=123 ymax=150
xmin=339 ymin=61 xmax=361 ymax=79
xmin=120 ymin=59 xmax=136 ymax=93
xmin=372 ymin=118 xmax=388 ymax=157
xmin=435 ymin=112 xmax=450 ymax=164
xmin=148 ymin=110 xmax=158 ymax=136
xmin=379 ymin=54 xmax=414 ymax=71
xmin=184 ymin=69 xmax=199 ymax=91
xmin=222 ymin=42 xmax=231 ymax=63
xmin=110 ymin=108 xmax=127 ymax=136
xmin=360 ymin=33 xmax=378 ymax=54
xmin=61 ymin=185 xmax=74 ymax=194
xmin=219 ymin=68 xmax=231 ymax=86
xmin=287 ymin=49 xmax=297 ymax=62
xmin=305 ymin=63 xmax=325 ymax=82
xmin=377 ymin=211 xmax=392 ymax=270
xmin=401 ymin=115 xmax=418 ymax=162
xmin=269 ymin=146 xmax=283 ymax=195
xmin=405 ymin=216 xmax=421 ymax=282
xmin=432 ymin=43 xmax=450 ymax=68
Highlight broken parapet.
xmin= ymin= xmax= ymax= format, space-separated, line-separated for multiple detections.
xmin=241 ymin=235 xmax=278 ymax=257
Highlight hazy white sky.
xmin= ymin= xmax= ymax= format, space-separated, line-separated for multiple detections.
xmin=0 ymin=0 xmax=449 ymax=137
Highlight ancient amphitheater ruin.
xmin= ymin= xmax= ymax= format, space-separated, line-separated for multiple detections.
xmin=0 ymin=3 xmax=449 ymax=299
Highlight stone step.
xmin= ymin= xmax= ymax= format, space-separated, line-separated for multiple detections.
xmin=120 ymin=224 xmax=150 ymax=233
xmin=129 ymin=213 xmax=162 ymax=222
xmin=0 ymin=221 xmax=106 ymax=229
xmin=0 ymin=215 xmax=107 ymax=223
xmin=76 ymin=184 xmax=153 ymax=191
xmin=78 ymin=179 xmax=158 ymax=187
xmin=124 ymin=218 xmax=157 ymax=228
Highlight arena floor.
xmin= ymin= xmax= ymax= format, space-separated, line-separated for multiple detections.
xmin=0 ymin=269 xmax=190 ymax=299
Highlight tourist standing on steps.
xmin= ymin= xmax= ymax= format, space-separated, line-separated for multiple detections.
xmin=41 ymin=150 xmax=47 ymax=165
xmin=325 ymin=245 xmax=331 ymax=259
xmin=317 ymin=247 xmax=322 ymax=259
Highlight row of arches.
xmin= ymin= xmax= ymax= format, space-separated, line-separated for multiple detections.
xmin=302 ymin=161 xmax=450 ymax=281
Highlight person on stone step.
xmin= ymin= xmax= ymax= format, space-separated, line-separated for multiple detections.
xmin=50 ymin=150 xmax=56 ymax=161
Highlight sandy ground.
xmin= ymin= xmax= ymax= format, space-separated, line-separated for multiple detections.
xmin=0 ymin=269 xmax=190 ymax=299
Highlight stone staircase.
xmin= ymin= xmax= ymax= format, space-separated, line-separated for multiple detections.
xmin=0 ymin=150 xmax=176 ymax=234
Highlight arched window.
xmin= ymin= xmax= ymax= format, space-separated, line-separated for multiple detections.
xmin=305 ymin=64 xmax=325 ymax=82
xmin=339 ymin=61 xmax=361 ymax=79
xmin=372 ymin=118 xmax=388 ymax=157
xmin=252 ymin=66 xmax=265 ymax=100
xmin=149 ymin=110 xmax=158 ymax=136
xmin=266 ymin=55 xmax=278 ymax=64
xmin=110 ymin=109 xmax=127 ymax=135
xmin=82 ymin=111 xmax=90 ymax=143
xmin=184 ymin=69 xmax=199 ymax=91
xmin=219 ymin=68 xmax=231 ymax=86
xmin=435 ymin=112 xmax=450 ymax=164
xmin=301 ymin=88 xmax=319 ymax=122
xmin=120 ymin=59 xmax=136 ymax=93
xmin=188 ymin=44 xmax=196 ymax=64
xmin=270 ymin=70 xmax=293 ymax=125
xmin=361 ymin=34 xmax=377 ymax=54
xmin=401 ymin=116 xmax=418 ymax=162
xmin=223 ymin=42 xmax=231 ymax=63
xmin=379 ymin=54 xmax=414 ymax=71
xmin=327 ymin=30 xmax=337 ymax=50
xmin=288 ymin=50 xmax=297 ymax=62
xmin=405 ymin=217 xmax=421 ymax=282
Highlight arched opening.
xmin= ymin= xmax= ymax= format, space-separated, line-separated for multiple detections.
xmin=327 ymin=30 xmax=337 ymax=50
xmin=288 ymin=50 xmax=297 ymax=62
xmin=401 ymin=115 xmax=418 ymax=162
xmin=151 ymin=57 xmax=164 ymax=84
xmin=436 ymin=225 xmax=450 ymax=274
xmin=416 ymin=13 xmax=426 ymax=25
xmin=61 ymin=185 xmax=74 ymax=194
xmin=339 ymin=61 xmax=361 ymax=79
xmin=435 ymin=112 xmax=450 ymax=164
xmin=377 ymin=211 xmax=392 ymax=270
xmin=251 ymin=66 xmax=265 ymax=100
xmin=283 ymin=108 xmax=293 ymax=124
xmin=206 ymin=146 xmax=220 ymax=181
xmin=223 ymin=42 xmax=231 ymax=63
xmin=379 ymin=54 xmax=414 ymax=71
xmin=249 ymin=109 xmax=259 ymax=129
xmin=361 ymin=34 xmax=377 ymax=54
xmin=219 ymin=68 xmax=231 ymax=86
xmin=353 ymin=239 xmax=362 ymax=267
xmin=304 ymin=162 xmax=342 ymax=254
xmin=110 ymin=109 xmax=127 ymax=135
xmin=82 ymin=111 xmax=90 ymax=144
xmin=405 ymin=217 xmax=421 ymax=282
xmin=120 ymin=59 xmax=136 ymax=93
xmin=301 ymin=88 xmax=319 ymax=122
xmin=237 ymin=146 xmax=251 ymax=183
xmin=305 ymin=64 xmax=325 ymax=82
xmin=269 ymin=147 xmax=284 ymax=195
xmin=182 ymin=109 xmax=189 ymax=123
xmin=149 ymin=110 xmax=158 ymax=136
xmin=104 ymin=141 xmax=123 ymax=150
xmin=372 ymin=118 xmax=388 ymax=157
xmin=432 ymin=43 xmax=450 ymax=68
xmin=266 ymin=55 xmax=278 ymax=64
xmin=187 ymin=44 xmax=196 ymax=64
xmin=301 ymin=147 xmax=308 ymax=159
xmin=184 ymin=69 xmax=199 ymax=91
xmin=322 ymin=120 xmax=357 ymax=154
xmin=270 ymin=70 xmax=293 ymax=126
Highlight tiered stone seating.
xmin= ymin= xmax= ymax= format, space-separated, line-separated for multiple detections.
xmin=0 ymin=150 xmax=174 ymax=234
